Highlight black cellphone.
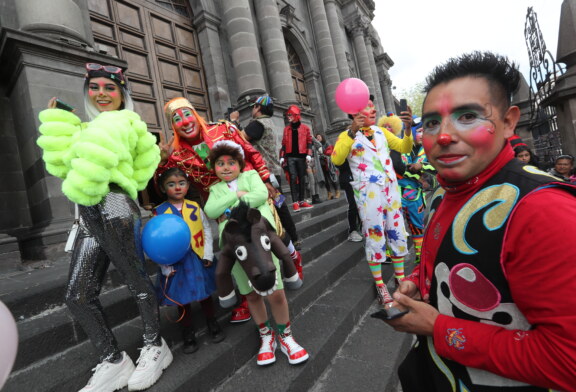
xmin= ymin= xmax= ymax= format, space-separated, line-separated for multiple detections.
xmin=55 ymin=99 xmax=75 ymax=112
xmin=371 ymin=307 xmax=409 ymax=321
xmin=399 ymin=99 xmax=408 ymax=114
xmin=226 ymin=107 xmax=236 ymax=121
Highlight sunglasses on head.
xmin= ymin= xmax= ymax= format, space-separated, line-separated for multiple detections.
xmin=86 ymin=63 xmax=123 ymax=74
xmin=85 ymin=63 xmax=126 ymax=84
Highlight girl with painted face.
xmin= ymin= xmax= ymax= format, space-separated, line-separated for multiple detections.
xmin=204 ymin=141 xmax=309 ymax=368
xmin=37 ymin=63 xmax=172 ymax=392
xmin=154 ymin=168 xmax=225 ymax=354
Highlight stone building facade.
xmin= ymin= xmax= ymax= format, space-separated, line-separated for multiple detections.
xmin=0 ymin=0 xmax=396 ymax=269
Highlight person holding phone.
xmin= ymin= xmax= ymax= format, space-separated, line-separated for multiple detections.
xmin=37 ymin=63 xmax=172 ymax=392
xmin=385 ymin=52 xmax=576 ymax=392
xmin=331 ymin=94 xmax=413 ymax=312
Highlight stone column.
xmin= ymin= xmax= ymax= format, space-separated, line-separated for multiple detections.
xmin=380 ymin=75 xmax=394 ymax=113
xmin=351 ymin=23 xmax=376 ymax=101
xmin=194 ymin=10 xmax=231 ymax=119
xmin=512 ymin=75 xmax=534 ymax=148
xmin=550 ymin=0 xmax=576 ymax=157
xmin=14 ymin=0 xmax=93 ymax=46
xmin=309 ymin=0 xmax=346 ymax=123
xmin=324 ymin=0 xmax=350 ymax=80
xmin=376 ymin=53 xmax=395 ymax=113
xmin=365 ymin=36 xmax=385 ymax=113
xmin=221 ymin=0 xmax=266 ymax=101
xmin=253 ymin=0 xmax=296 ymax=105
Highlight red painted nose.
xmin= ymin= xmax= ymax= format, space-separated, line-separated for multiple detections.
xmin=437 ymin=134 xmax=452 ymax=146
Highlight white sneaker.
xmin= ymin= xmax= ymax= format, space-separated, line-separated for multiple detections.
xmin=127 ymin=338 xmax=173 ymax=391
xmin=347 ymin=231 xmax=363 ymax=242
xmin=79 ymin=351 xmax=135 ymax=392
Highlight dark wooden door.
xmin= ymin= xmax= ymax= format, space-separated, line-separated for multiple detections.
xmin=87 ymin=0 xmax=210 ymax=141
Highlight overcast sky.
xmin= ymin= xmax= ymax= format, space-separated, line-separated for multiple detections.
xmin=372 ymin=0 xmax=564 ymax=95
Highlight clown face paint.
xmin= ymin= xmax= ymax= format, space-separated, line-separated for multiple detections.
xmin=214 ymin=155 xmax=241 ymax=182
xmin=172 ymin=108 xmax=199 ymax=142
xmin=415 ymin=128 xmax=423 ymax=145
xmin=162 ymin=173 xmax=189 ymax=204
xmin=421 ymin=77 xmax=515 ymax=183
xmin=88 ymin=77 xmax=123 ymax=112
xmin=356 ymin=100 xmax=377 ymax=127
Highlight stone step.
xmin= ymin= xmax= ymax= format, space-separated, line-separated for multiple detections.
xmin=0 ymin=197 xmax=346 ymax=321
xmin=3 ymin=201 xmax=354 ymax=391
xmin=310 ymin=302 xmax=413 ymax=392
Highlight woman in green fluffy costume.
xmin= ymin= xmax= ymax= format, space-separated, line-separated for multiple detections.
xmin=37 ymin=63 xmax=172 ymax=392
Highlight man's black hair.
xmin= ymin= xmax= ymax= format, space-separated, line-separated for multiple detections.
xmin=424 ymin=51 xmax=520 ymax=112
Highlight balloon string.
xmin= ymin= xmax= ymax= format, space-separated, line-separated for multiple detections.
xmin=162 ymin=273 xmax=186 ymax=323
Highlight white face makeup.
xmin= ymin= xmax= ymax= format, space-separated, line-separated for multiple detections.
xmin=422 ymin=105 xmax=495 ymax=136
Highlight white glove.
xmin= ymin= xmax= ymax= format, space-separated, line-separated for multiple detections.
xmin=160 ymin=265 xmax=175 ymax=277
xmin=318 ymin=146 xmax=323 ymax=154
xmin=280 ymin=157 xmax=285 ymax=165
xmin=306 ymin=155 xmax=312 ymax=163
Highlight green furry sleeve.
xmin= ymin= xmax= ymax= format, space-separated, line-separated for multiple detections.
xmin=37 ymin=108 xmax=83 ymax=178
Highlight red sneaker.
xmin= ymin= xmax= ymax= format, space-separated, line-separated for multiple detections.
xmin=257 ymin=328 xmax=277 ymax=366
xmin=230 ymin=307 xmax=251 ymax=323
xmin=278 ymin=326 xmax=309 ymax=365
xmin=230 ymin=298 xmax=251 ymax=323
xmin=293 ymin=251 xmax=303 ymax=280
xmin=292 ymin=202 xmax=300 ymax=212
xmin=299 ymin=201 xmax=313 ymax=210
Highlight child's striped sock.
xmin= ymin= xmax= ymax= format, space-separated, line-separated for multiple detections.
xmin=368 ymin=261 xmax=384 ymax=285
xmin=390 ymin=256 xmax=405 ymax=280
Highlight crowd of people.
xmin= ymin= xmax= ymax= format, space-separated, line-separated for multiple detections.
xmin=35 ymin=50 xmax=576 ymax=392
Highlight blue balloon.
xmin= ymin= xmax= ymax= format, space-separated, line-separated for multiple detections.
xmin=142 ymin=214 xmax=191 ymax=265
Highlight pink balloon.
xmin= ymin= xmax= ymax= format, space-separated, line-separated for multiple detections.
xmin=0 ymin=301 xmax=18 ymax=389
xmin=335 ymin=78 xmax=370 ymax=114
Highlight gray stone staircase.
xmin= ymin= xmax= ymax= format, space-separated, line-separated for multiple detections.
xmin=1 ymin=196 xmax=413 ymax=392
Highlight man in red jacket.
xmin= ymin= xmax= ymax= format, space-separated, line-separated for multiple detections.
xmin=384 ymin=52 xmax=576 ymax=392
xmin=280 ymin=105 xmax=314 ymax=212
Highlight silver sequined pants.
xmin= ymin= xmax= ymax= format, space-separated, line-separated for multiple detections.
xmin=65 ymin=191 xmax=160 ymax=362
